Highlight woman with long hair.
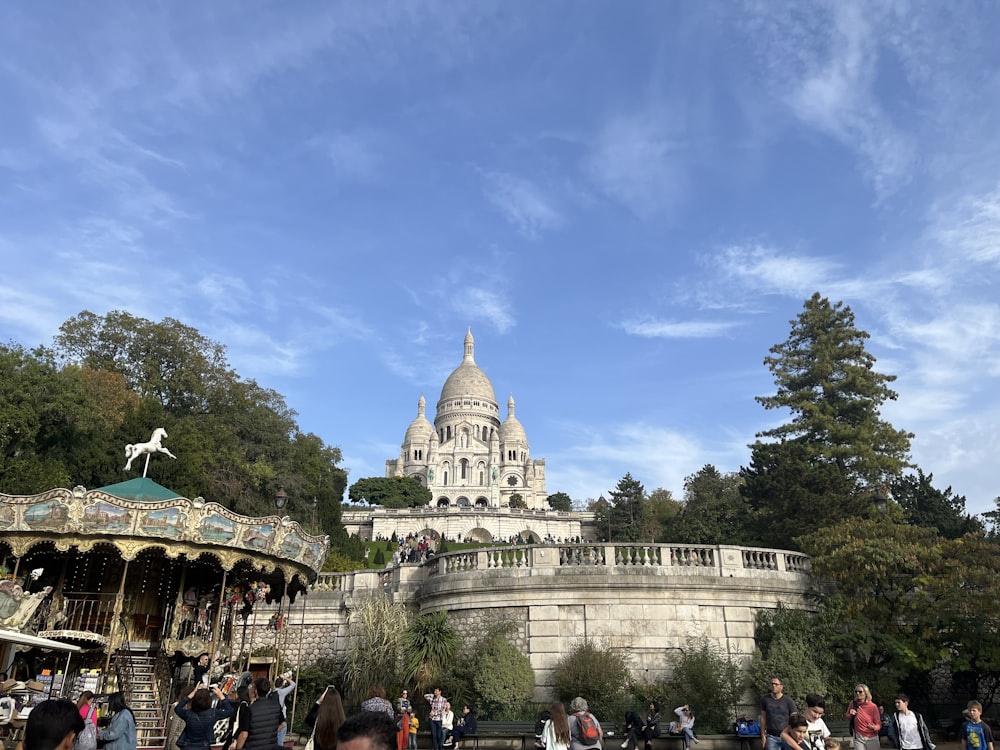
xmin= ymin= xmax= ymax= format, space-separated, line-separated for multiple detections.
xmin=75 ymin=690 xmax=99 ymax=750
xmin=543 ymin=702 xmax=572 ymax=750
xmin=305 ymin=686 xmax=346 ymax=750
xmin=98 ymin=692 xmax=137 ymax=750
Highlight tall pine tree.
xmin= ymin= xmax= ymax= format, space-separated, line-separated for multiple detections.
xmin=742 ymin=294 xmax=912 ymax=546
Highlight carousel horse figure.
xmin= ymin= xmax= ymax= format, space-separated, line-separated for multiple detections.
xmin=124 ymin=427 xmax=177 ymax=471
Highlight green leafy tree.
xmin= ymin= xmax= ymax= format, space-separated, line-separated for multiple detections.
xmin=743 ymin=294 xmax=913 ymax=546
xmin=508 ymin=493 xmax=526 ymax=508
xmin=671 ymin=466 xmax=757 ymax=545
xmin=891 ymin=469 xmax=982 ymax=539
xmin=548 ymin=492 xmax=573 ymax=512
xmin=349 ymin=476 xmax=432 ymax=508
xmin=642 ymin=488 xmax=681 ymax=543
xmin=471 ymin=634 xmax=535 ymax=719
xmin=402 ymin=610 xmax=461 ymax=692
xmin=551 ymin=640 xmax=631 ymax=721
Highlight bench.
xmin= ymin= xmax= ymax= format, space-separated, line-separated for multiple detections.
xmin=465 ymin=720 xmax=618 ymax=750
xmin=465 ymin=721 xmax=535 ymax=750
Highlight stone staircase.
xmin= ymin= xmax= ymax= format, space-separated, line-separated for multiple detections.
xmin=125 ymin=653 xmax=167 ymax=750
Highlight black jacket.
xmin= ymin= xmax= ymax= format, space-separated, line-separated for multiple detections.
xmin=887 ymin=711 xmax=933 ymax=750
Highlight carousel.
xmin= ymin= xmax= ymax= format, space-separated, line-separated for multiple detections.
xmin=0 ymin=428 xmax=329 ymax=706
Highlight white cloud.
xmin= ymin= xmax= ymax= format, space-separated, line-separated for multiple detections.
xmin=745 ymin=0 xmax=915 ymax=198
xmin=480 ymin=170 xmax=562 ymax=238
xmin=621 ymin=318 xmax=739 ymax=339
xmin=934 ymin=186 xmax=1000 ymax=265
xmin=453 ymin=287 xmax=515 ymax=334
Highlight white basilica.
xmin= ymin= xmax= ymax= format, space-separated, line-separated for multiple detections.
xmin=386 ymin=329 xmax=547 ymax=509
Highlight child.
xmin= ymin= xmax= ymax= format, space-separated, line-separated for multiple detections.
xmin=410 ymin=714 xmax=420 ymax=750
xmin=962 ymin=701 xmax=993 ymax=750
xmin=782 ymin=714 xmax=809 ymax=750
xmin=824 ymin=739 xmax=842 ymax=750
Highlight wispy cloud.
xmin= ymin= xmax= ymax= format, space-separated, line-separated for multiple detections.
xmin=547 ymin=421 xmax=747 ymax=502
xmin=480 ymin=170 xmax=562 ymax=238
xmin=452 ymin=287 xmax=515 ymax=334
xmin=621 ymin=318 xmax=740 ymax=339
xmin=583 ymin=110 xmax=684 ymax=218
xmin=315 ymin=130 xmax=384 ymax=183
xmin=934 ymin=185 xmax=1000 ymax=265
xmin=744 ymin=1 xmax=915 ymax=198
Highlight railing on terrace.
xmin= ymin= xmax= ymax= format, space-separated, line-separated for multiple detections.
xmin=50 ymin=592 xmax=119 ymax=636
xmin=311 ymin=543 xmax=810 ymax=591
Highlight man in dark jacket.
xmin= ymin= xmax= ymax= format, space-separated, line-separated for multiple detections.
xmin=236 ymin=678 xmax=282 ymax=750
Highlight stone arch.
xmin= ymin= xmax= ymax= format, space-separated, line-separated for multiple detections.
xmin=456 ymin=497 xmax=470 ymax=506
xmin=464 ymin=527 xmax=493 ymax=543
xmin=474 ymin=497 xmax=489 ymax=507
xmin=436 ymin=497 xmax=450 ymax=507
xmin=520 ymin=529 xmax=541 ymax=543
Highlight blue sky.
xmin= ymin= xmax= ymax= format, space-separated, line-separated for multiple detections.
xmin=2 ymin=2 xmax=999 ymax=515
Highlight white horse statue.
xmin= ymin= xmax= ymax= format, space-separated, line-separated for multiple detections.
xmin=124 ymin=427 xmax=177 ymax=472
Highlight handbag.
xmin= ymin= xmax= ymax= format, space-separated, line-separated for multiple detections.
xmin=304 ymin=729 xmax=316 ymax=750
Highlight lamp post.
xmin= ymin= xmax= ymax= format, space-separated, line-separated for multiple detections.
xmin=873 ymin=486 xmax=890 ymax=512
xmin=275 ymin=486 xmax=288 ymax=511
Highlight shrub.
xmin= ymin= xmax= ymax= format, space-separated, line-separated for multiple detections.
xmin=373 ymin=548 xmax=386 ymax=566
xmin=471 ymin=634 xmax=535 ymax=719
xmin=551 ymin=640 xmax=631 ymax=721
xmin=665 ymin=639 xmax=748 ymax=733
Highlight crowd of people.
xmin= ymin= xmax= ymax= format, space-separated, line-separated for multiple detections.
xmin=16 ymin=671 xmax=998 ymax=750
xmin=759 ymin=675 xmax=988 ymax=750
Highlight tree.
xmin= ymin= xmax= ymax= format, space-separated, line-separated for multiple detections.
xmin=402 ymin=610 xmax=460 ymax=692
xmin=507 ymin=493 xmax=526 ymax=508
xmin=891 ymin=469 xmax=982 ymax=539
xmin=547 ymin=492 xmax=573 ymax=512
xmin=604 ymin=473 xmax=647 ymax=542
xmin=748 ymin=605 xmax=846 ymax=708
xmin=743 ymin=294 xmax=913 ymax=544
xmin=670 ymin=466 xmax=757 ymax=545
xmin=642 ymin=488 xmax=682 ymax=542
xmin=348 ymin=476 xmax=432 ymax=508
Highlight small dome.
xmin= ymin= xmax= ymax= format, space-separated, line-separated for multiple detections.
xmin=500 ymin=394 xmax=527 ymax=444
xmin=438 ymin=329 xmax=498 ymax=406
xmin=404 ymin=395 xmax=434 ymax=443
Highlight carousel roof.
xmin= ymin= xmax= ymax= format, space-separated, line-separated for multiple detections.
xmin=97 ymin=477 xmax=183 ymax=503
xmin=0 ymin=483 xmax=329 ymax=582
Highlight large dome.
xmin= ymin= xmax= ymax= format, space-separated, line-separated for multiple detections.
xmin=438 ymin=329 xmax=497 ymax=406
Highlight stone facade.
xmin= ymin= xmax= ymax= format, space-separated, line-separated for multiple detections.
xmin=249 ymin=542 xmax=812 ymax=702
xmin=386 ymin=330 xmax=547 ymax=510
xmin=341 ymin=505 xmax=593 ymax=544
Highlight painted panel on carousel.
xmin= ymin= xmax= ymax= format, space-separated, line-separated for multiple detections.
xmin=84 ymin=502 xmax=134 ymax=533
xmin=200 ymin=513 xmax=236 ymax=543
xmin=0 ymin=505 xmax=14 ymax=531
xmin=301 ymin=540 xmax=323 ymax=569
xmin=25 ymin=498 xmax=71 ymax=530
xmin=243 ymin=523 xmax=275 ymax=550
xmin=280 ymin=531 xmax=304 ymax=558
xmin=140 ymin=507 xmax=188 ymax=537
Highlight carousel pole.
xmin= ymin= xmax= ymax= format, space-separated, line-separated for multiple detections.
xmin=102 ymin=558 xmax=131 ymax=691
xmin=272 ymin=579 xmax=287 ymax=678
xmin=209 ymin=569 xmax=228 ymax=673
xmin=289 ymin=584 xmax=307 ymax=742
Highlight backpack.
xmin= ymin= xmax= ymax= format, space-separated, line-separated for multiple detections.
xmin=575 ymin=712 xmax=600 ymax=746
